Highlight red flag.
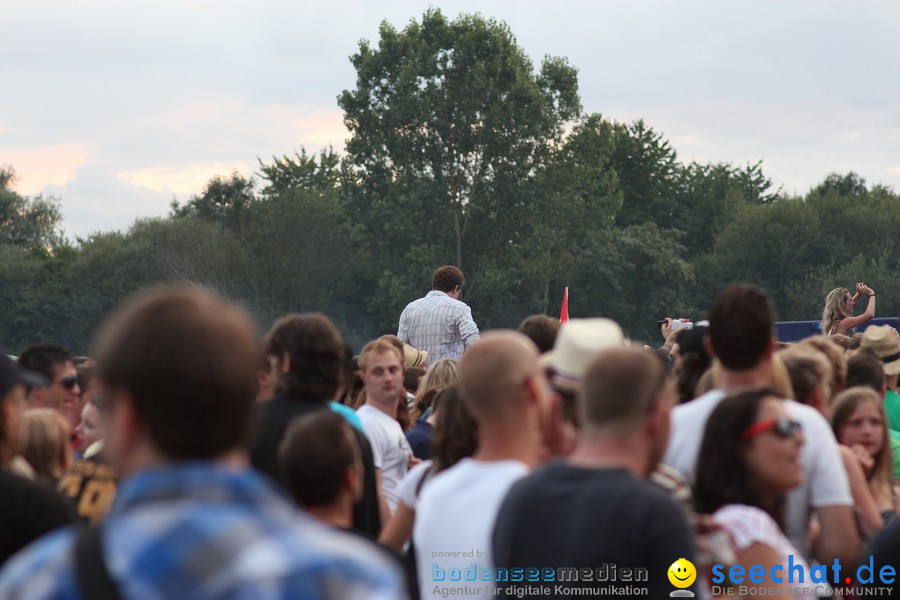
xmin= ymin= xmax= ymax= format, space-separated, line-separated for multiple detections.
xmin=559 ymin=287 xmax=569 ymax=323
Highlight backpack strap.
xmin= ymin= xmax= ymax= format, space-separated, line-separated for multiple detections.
xmin=74 ymin=526 xmax=122 ymax=600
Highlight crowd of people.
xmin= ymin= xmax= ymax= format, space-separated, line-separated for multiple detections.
xmin=1 ymin=265 xmax=899 ymax=600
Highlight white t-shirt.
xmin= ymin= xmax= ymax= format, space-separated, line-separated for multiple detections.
xmin=356 ymin=404 xmax=413 ymax=512
xmin=663 ymin=389 xmax=852 ymax=557
xmin=413 ymin=458 xmax=529 ymax=600
xmin=398 ymin=459 xmax=433 ymax=511
xmin=714 ymin=504 xmax=814 ymax=600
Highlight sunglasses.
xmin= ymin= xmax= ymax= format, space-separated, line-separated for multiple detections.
xmin=56 ymin=375 xmax=79 ymax=390
xmin=742 ymin=417 xmax=802 ymax=441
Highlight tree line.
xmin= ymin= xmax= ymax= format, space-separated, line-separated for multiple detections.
xmin=2 ymin=9 xmax=898 ymax=354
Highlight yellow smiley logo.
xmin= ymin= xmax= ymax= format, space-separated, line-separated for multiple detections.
xmin=668 ymin=558 xmax=696 ymax=588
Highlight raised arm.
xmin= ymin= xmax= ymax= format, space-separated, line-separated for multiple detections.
xmin=838 ymin=286 xmax=875 ymax=334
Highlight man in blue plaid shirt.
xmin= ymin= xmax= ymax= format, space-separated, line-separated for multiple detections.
xmin=0 ymin=286 xmax=407 ymax=600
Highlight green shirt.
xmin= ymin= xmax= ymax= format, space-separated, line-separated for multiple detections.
xmin=885 ymin=389 xmax=900 ymax=434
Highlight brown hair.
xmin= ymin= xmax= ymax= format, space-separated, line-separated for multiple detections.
xmin=696 ymin=388 xmax=788 ymax=528
xmin=517 ymin=315 xmax=560 ymax=354
xmin=579 ymin=348 xmax=669 ymax=434
xmin=432 ymin=265 xmax=464 ymax=293
xmin=17 ymin=343 xmax=73 ymax=382
xmin=708 ymin=284 xmax=775 ymax=371
xmin=822 ymin=288 xmax=851 ymax=337
xmin=801 ymin=336 xmax=847 ymax=397
xmin=358 ymin=339 xmax=403 ymax=371
xmin=19 ymin=408 xmax=71 ymax=482
xmin=412 ymin=358 xmax=460 ymax=421
xmin=431 ymin=385 xmax=478 ymax=472
xmin=846 ymin=351 xmax=884 ymax=392
xmin=94 ymin=285 xmax=258 ymax=458
xmin=377 ymin=335 xmax=405 ymax=357
xmin=265 ymin=314 xmax=346 ymax=401
xmin=827 ymin=334 xmax=852 ymax=350
xmin=278 ymin=411 xmax=359 ymax=508
xmin=831 ymin=387 xmax=893 ymax=499
xmin=780 ymin=346 xmax=831 ymax=407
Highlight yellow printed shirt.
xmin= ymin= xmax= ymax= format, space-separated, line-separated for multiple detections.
xmin=57 ymin=456 xmax=118 ymax=524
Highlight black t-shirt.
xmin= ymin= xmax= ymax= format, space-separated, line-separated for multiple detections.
xmin=248 ymin=392 xmax=381 ymax=537
xmin=0 ymin=469 xmax=76 ymax=567
xmin=492 ymin=462 xmax=697 ymax=599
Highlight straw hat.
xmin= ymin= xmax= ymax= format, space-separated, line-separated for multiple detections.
xmin=403 ymin=344 xmax=429 ymax=369
xmin=543 ymin=318 xmax=625 ymax=393
xmin=860 ymin=325 xmax=900 ymax=376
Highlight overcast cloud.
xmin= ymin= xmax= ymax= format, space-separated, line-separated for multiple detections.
xmin=2 ymin=0 xmax=898 ymax=238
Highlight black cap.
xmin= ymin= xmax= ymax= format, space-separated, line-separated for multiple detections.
xmin=0 ymin=351 xmax=48 ymax=396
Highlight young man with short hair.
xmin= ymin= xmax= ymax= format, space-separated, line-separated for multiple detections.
xmin=18 ymin=343 xmax=80 ymax=414
xmin=355 ymin=339 xmax=414 ymax=521
xmin=663 ymin=284 xmax=858 ymax=567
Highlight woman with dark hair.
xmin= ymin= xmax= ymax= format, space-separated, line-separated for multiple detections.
xmin=672 ymin=326 xmax=711 ymax=403
xmin=379 ymin=384 xmax=478 ymax=550
xmin=695 ymin=388 xmax=812 ymax=600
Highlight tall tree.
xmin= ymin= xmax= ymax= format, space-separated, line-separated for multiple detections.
xmin=674 ymin=160 xmax=778 ymax=256
xmin=610 ymin=120 xmax=679 ymax=228
xmin=170 ymin=171 xmax=257 ymax=235
xmin=338 ymin=9 xmax=581 ymax=327
xmin=257 ymin=147 xmax=341 ymax=197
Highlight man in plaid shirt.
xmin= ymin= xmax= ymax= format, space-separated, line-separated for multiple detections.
xmin=0 ymin=286 xmax=406 ymax=600
xmin=398 ymin=265 xmax=480 ymax=363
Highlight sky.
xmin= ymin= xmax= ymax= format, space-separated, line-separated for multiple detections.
xmin=2 ymin=1 xmax=899 ymax=239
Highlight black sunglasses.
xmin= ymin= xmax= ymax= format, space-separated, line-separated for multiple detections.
xmin=57 ymin=375 xmax=79 ymax=390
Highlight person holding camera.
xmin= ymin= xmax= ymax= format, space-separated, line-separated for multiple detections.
xmin=822 ymin=282 xmax=876 ymax=336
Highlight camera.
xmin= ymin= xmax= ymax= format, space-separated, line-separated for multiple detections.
xmin=657 ymin=318 xmax=694 ymax=332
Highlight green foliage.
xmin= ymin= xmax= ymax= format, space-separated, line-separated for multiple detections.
xmin=610 ymin=119 xmax=679 ymax=228
xmin=674 ymin=161 xmax=778 ymax=256
xmin=695 ymin=172 xmax=900 ymax=322
xmin=257 ymin=147 xmax=341 ymax=197
xmin=170 ymin=171 xmax=257 ymax=234
xmin=337 ymin=9 xmax=582 ymax=331
xmin=0 ymin=166 xmax=65 ymax=249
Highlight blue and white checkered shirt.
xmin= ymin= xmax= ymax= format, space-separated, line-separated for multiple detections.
xmin=398 ymin=290 xmax=480 ymax=363
xmin=0 ymin=462 xmax=407 ymax=600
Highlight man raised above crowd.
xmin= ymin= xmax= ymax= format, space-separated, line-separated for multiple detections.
xmin=0 ymin=286 xmax=406 ymax=600
xmin=398 ymin=265 xmax=480 ymax=362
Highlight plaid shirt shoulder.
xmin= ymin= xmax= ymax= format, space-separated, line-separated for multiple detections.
xmin=398 ymin=291 xmax=479 ymax=362
xmin=0 ymin=464 xmax=407 ymax=600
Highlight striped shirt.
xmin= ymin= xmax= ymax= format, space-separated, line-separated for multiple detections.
xmin=0 ymin=462 xmax=407 ymax=600
xmin=397 ymin=290 xmax=480 ymax=362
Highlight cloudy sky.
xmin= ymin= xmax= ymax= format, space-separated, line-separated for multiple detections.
xmin=3 ymin=1 xmax=899 ymax=239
